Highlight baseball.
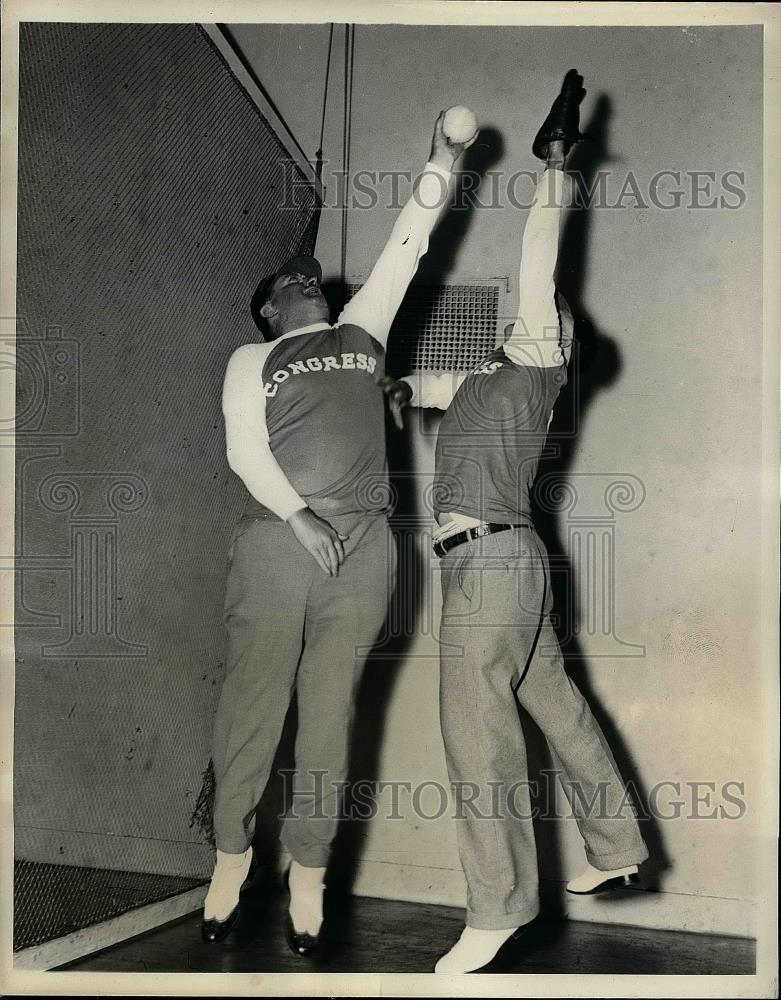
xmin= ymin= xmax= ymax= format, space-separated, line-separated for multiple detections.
xmin=442 ymin=105 xmax=478 ymax=144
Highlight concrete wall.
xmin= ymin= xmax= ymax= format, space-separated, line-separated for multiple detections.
xmin=228 ymin=22 xmax=764 ymax=936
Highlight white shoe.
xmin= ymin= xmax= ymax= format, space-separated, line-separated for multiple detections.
xmin=433 ymin=925 xmax=522 ymax=975
xmin=203 ymin=847 xmax=253 ymax=920
xmin=287 ymin=860 xmax=326 ymax=938
xmin=566 ymin=862 xmax=639 ymax=895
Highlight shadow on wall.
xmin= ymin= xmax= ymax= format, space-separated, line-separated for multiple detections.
xmin=323 ymin=136 xmax=507 ymax=911
xmin=418 ymin=124 xmax=505 ymax=283
xmin=325 ymin=411 xmax=431 ymax=919
xmin=532 ymin=94 xmax=669 ymax=893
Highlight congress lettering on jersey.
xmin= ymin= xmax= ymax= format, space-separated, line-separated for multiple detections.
xmin=264 ymin=351 xmax=378 ymax=397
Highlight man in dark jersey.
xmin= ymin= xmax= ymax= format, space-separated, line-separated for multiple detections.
xmin=201 ymin=113 xmax=474 ymax=953
xmin=385 ymin=71 xmax=648 ymax=974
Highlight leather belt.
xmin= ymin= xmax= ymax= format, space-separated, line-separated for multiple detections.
xmin=432 ymin=522 xmax=528 ymax=558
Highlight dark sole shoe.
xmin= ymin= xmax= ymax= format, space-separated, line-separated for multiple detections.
xmin=532 ymin=68 xmax=586 ymax=160
xmin=199 ymin=850 xmax=258 ymax=944
xmin=566 ymin=872 xmax=640 ymax=895
xmin=459 ymin=919 xmax=536 ymax=975
xmin=201 ymin=902 xmax=240 ymax=943
xmin=284 ymin=912 xmax=319 ymax=957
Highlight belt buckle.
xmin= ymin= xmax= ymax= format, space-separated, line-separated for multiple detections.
xmin=434 ymin=530 xmax=464 ymax=558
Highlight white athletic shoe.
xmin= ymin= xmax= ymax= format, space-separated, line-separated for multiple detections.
xmin=566 ymin=862 xmax=639 ymax=895
xmin=433 ymin=925 xmax=523 ymax=975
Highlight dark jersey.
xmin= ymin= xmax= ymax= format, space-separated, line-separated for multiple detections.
xmin=242 ymin=323 xmax=387 ymax=521
xmin=433 ymin=347 xmax=568 ymax=523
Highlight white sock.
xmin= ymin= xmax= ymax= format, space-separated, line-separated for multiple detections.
xmin=434 ymin=925 xmax=518 ymax=974
xmin=203 ymin=847 xmax=252 ymax=920
xmin=288 ymin=859 xmax=326 ymax=936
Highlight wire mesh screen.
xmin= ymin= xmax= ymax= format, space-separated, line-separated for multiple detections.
xmin=347 ymin=281 xmax=503 ymax=373
xmin=13 ymin=21 xmax=318 ymax=955
xmin=13 ymin=861 xmax=205 ymax=952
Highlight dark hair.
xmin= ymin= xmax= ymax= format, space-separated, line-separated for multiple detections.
xmin=250 ymin=273 xmax=276 ymax=339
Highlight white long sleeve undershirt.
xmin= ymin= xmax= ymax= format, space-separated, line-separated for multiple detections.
xmin=222 ymin=337 xmax=316 ymax=521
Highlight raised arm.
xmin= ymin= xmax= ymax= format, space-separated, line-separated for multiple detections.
xmin=503 ymin=166 xmax=575 ymax=369
xmin=338 ymin=112 xmax=476 ymax=348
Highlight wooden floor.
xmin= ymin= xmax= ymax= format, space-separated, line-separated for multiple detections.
xmin=59 ymin=879 xmax=756 ymax=975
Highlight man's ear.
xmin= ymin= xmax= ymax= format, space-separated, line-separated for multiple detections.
xmin=260 ymin=300 xmax=277 ymax=321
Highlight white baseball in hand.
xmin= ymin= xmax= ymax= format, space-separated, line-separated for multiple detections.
xmin=442 ymin=105 xmax=478 ymax=144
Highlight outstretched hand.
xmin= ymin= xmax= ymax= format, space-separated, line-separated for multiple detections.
xmin=429 ymin=110 xmax=478 ymax=170
xmin=378 ymin=376 xmax=413 ymax=430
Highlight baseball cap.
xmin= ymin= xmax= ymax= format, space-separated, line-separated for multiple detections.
xmin=250 ymin=254 xmax=323 ymax=335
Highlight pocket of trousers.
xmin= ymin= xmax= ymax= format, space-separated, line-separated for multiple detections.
xmin=226 ymin=519 xmax=258 ymax=564
xmin=456 ymin=556 xmax=475 ymax=602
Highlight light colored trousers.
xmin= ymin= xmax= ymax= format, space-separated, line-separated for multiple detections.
xmin=438 ymin=526 xmax=648 ymax=929
xmin=212 ymin=512 xmax=395 ymax=865
xmin=433 ymin=165 xmax=647 ymax=929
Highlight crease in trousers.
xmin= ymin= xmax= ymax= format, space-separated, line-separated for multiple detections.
xmin=438 ymin=526 xmax=648 ymax=930
xmin=211 ymin=512 xmax=396 ymax=866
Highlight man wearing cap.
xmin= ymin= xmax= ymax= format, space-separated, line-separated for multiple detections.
xmin=201 ymin=113 xmax=474 ymax=953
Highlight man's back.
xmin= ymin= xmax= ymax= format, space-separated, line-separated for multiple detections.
xmin=433 ymin=347 xmax=568 ymax=524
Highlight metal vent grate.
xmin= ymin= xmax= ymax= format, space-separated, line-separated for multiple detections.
xmin=347 ymin=281 xmax=503 ymax=373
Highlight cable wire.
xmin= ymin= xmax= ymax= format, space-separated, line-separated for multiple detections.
xmin=315 ymin=23 xmax=335 ymax=178
xmin=340 ymin=23 xmax=355 ymax=280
